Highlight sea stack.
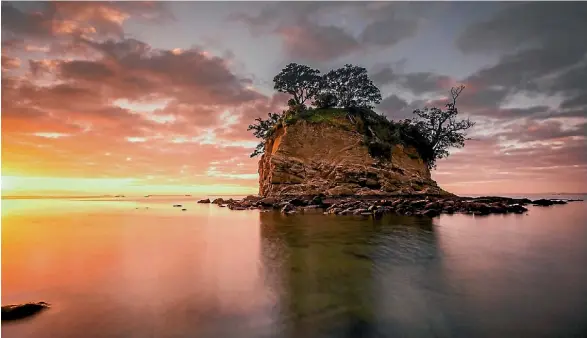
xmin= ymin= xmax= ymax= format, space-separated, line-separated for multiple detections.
xmin=257 ymin=109 xmax=452 ymax=198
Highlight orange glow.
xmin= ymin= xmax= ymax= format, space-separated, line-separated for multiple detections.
xmin=1 ymin=198 xmax=273 ymax=335
xmin=1 ymin=176 xmax=257 ymax=197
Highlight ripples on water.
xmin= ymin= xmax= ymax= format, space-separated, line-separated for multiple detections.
xmin=2 ymin=197 xmax=587 ymax=338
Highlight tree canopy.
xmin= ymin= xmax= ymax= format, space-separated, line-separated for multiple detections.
xmin=312 ymin=92 xmax=338 ymax=109
xmin=273 ymin=63 xmax=322 ymax=106
xmin=323 ymin=64 xmax=382 ymax=109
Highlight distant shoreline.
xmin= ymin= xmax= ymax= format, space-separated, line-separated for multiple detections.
xmin=0 ymin=194 xmax=248 ymax=200
xmin=2 ymin=192 xmax=586 ymax=202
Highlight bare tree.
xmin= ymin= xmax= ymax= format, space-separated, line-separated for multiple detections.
xmin=412 ymin=85 xmax=475 ymax=169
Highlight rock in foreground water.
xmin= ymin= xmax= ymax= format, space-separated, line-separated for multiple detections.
xmin=2 ymin=302 xmax=50 ymax=321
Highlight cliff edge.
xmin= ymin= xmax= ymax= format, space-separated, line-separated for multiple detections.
xmin=258 ymin=109 xmax=452 ymax=197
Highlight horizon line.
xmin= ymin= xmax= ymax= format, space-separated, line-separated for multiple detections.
xmin=2 ymin=192 xmax=586 ymax=200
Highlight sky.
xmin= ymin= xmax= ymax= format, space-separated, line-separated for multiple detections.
xmin=1 ymin=1 xmax=586 ymax=196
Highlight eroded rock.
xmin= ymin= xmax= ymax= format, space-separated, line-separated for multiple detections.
xmin=257 ymin=121 xmax=452 ymax=198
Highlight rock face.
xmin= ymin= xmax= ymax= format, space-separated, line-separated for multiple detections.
xmin=258 ymin=120 xmax=451 ymax=197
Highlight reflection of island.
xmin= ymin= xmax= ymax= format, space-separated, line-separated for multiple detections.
xmin=259 ymin=212 xmax=440 ymax=337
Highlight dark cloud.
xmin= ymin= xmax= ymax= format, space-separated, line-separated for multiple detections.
xmin=500 ymin=106 xmax=550 ymax=119
xmin=378 ymin=94 xmax=410 ymax=119
xmin=371 ymin=66 xmax=454 ymax=95
xmin=63 ymin=37 xmax=264 ymax=105
xmin=59 ymin=60 xmax=115 ymax=81
xmin=371 ymin=67 xmax=396 ymax=86
xmin=457 ymin=87 xmax=510 ymax=111
xmin=457 ymin=3 xmax=587 ymax=54
xmin=233 ymin=2 xmax=426 ymax=62
xmin=276 ymin=22 xmax=360 ymax=62
xmin=496 ymin=120 xmax=587 ymax=143
xmin=1 ymin=1 xmax=174 ymax=41
xmin=465 ymin=46 xmax=586 ymax=91
xmin=230 ymin=2 xmax=359 ymax=31
xmin=400 ymin=72 xmax=453 ymax=95
xmin=459 ymin=2 xmax=587 ymax=112
xmin=1 ymin=2 xmax=53 ymax=39
xmin=561 ymin=95 xmax=587 ymax=110
xmin=359 ymin=15 xmax=419 ymax=47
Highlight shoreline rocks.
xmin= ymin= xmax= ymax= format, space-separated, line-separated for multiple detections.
xmin=2 ymin=302 xmax=50 ymax=321
xmin=215 ymin=195 xmax=582 ymax=218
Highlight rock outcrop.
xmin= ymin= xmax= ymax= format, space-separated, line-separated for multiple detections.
xmin=258 ymin=118 xmax=451 ymax=197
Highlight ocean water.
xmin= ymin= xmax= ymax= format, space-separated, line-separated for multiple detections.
xmin=2 ymin=195 xmax=587 ymax=338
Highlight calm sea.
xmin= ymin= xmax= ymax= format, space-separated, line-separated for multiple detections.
xmin=2 ymin=195 xmax=587 ymax=338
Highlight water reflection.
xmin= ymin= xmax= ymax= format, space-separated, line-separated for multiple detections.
xmin=2 ymin=199 xmax=587 ymax=338
xmin=260 ymin=212 xmax=440 ymax=337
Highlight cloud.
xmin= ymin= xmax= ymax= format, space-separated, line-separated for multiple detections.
xmin=3 ymin=2 xmax=586 ymax=194
xmin=496 ymin=119 xmax=587 ymax=144
xmin=458 ymin=2 xmax=587 ymax=111
xmin=435 ymin=133 xmax=587 ymax=194
xmin=378 ymin=94 xmax=410 ymax=119
xmin=69 ymin=38 xmax=264 ymax=105
xmin=233 ymin=2 xmax=426 ymax=62
xmin=2 ymin=7 xmax=270 ymax=186
xmin=1 ymin=55 xmax=21 ymax=70
xmin=371 ymin=65 xmax=455 ymax=97
xmin=1 ymin=1 xmax=174 ymax=40
xmin=359 ymin=14 xmax=419 ymax=47
xmin=276 ymin=22 xmax=360 ymax=63
xmin=457 ymin=3 xmax=586 ymax=55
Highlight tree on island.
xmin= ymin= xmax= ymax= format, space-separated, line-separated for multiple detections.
xmin=312 ymin=92 xmax=338 ymax=109
xmin=273 ymin=63 xmax=322 ymax=107
xmin=411 ymin=85 xmax=475 ymax=169
xmin=322 ymin=64 xmax=382 ymax=109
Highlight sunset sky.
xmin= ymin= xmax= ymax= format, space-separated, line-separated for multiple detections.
xmin=1 ymin=1 xmax=586 ymax=196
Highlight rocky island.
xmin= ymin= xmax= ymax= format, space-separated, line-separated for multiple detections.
xmin=213 ymin=109 xmax=579 ymax=217
xmin=207 ymin=63 xmax=582 ymax=217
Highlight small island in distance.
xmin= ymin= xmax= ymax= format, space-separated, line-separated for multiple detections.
xmin=197 ymin=63 xmax=582 ymax=217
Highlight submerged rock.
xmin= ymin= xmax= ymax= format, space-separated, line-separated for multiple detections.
xmin=2 ymin=302 xmax=50 ymax=321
